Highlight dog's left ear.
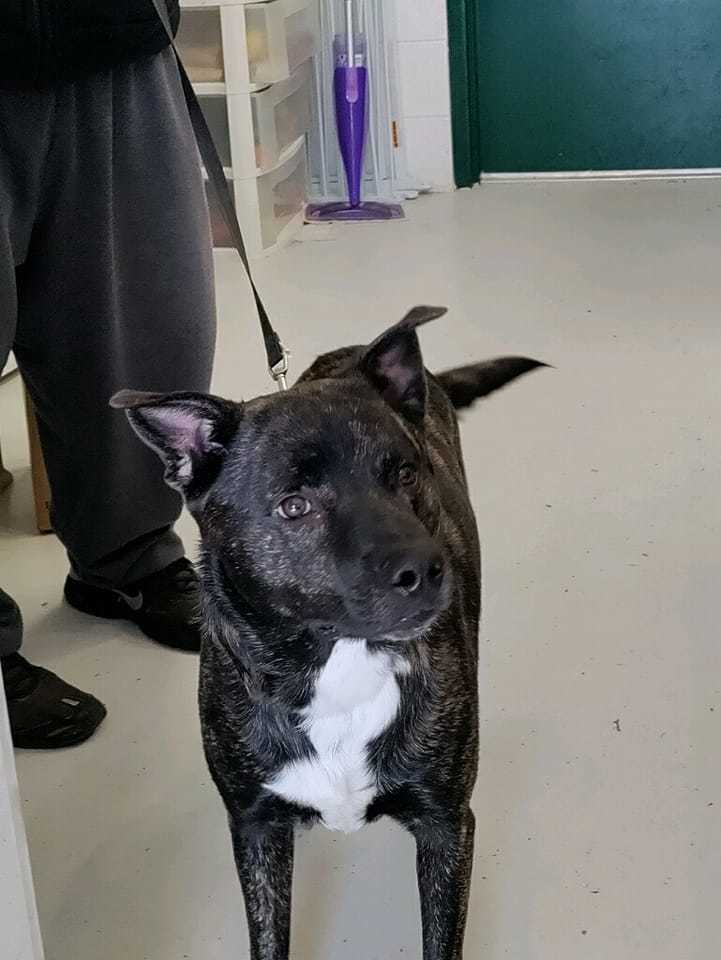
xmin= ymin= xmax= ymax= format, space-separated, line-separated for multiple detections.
xmin=110 ymin=390 xmax=242 ymax=499
xmin=360 ymin=305 xmax=447 ymax=423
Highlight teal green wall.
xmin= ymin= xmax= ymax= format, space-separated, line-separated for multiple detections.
xmin=449 ymin=0 xmax=721 ymax=179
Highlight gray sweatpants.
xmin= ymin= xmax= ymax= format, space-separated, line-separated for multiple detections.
xmin=0 ymin=48 xmax=216 ymax=656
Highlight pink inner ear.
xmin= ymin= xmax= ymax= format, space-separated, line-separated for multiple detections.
xmin=151 ymin=406 xmax=214 ymax=455
xmin=377 ymin=344 xmax=416 ymax=398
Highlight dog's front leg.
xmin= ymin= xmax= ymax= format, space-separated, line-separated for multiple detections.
xmin=229 ymin=817 xmax=294 ymax=960
xmin=413 ymin=808 xmax=475 ymax=960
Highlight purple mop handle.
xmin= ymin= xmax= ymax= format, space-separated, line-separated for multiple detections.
xmin=334 ymin=63 xmax=367 ymax=209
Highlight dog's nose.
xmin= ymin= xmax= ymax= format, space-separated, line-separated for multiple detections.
xmin=391 ymin=553 xmax=445 ymax=597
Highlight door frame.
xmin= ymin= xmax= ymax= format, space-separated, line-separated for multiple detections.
xmin=446 ymin=0 xmax=481 ymax=187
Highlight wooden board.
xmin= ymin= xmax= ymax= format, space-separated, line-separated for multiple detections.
xmin=23 ymin=390 xmax=52 ymax=533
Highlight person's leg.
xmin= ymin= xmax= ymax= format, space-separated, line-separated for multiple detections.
xmin=0 ymin=86 xmax=44 ymax=659
xmin=0 ymin=94 xmax=106 ymax=746
xmin=0 ymin=591 xmax=22 ymax=658
xmin=14 ymin=48 xmax=216 ymax=649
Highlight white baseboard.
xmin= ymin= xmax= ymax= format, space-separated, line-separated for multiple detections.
xmin=481 ymin=168 xmax=721 ymax=183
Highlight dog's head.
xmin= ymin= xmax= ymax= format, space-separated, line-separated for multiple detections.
xmin=112 ymin=307 xmax=542 ymax=644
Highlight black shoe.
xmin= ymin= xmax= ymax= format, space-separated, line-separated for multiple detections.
xmin=2 ymin=653 xmax=107 ymax=749
xmin=64 ymin=557 xmax=202 ymax=652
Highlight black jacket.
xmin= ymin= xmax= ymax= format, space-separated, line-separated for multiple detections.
xmin=0 ymin=0 xmax=180 ymax=90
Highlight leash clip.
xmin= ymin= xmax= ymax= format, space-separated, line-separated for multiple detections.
xmin=270 ymin=349 xmax=290 ymax=392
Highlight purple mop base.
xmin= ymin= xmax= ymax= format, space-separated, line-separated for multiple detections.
xmin=305 ymin=200 xmax=405 ymax=223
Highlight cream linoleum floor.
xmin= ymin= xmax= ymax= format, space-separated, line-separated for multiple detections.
xmin=1 ymin=181 xmax=719 ymax=960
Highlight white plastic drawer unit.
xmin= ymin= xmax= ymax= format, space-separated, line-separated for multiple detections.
xmin=233 ymin=135 xmax=307 ymax=252
xmin=228 ymin=60 xmax=313 ymax=176
xmin=177 ymin=0 xmax=318 ymax=93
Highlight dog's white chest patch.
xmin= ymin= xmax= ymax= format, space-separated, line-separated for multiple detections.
xmin=264 ymin=640 xmax=402 ymax=833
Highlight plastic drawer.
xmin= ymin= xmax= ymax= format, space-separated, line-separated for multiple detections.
xmin=252 ymin=60 xmax=313 ymax=171
xmin=180 ymin=0 xmax=317 ymax=93
xmin=241 ymin=0 xmax=317 ymax=88
xmin=233 ymin=136 xmax=307 ymax=253
xmin=198 ymin=95 xmax=232 ymax=168
xmin=176 ymin=7 xmax=224 ymax=83
xmin=228 ymin=60 xmax=313 ymax=177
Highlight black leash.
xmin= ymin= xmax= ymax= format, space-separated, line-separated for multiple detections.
xmin=150 ymin=0 xmax=289 ymax=390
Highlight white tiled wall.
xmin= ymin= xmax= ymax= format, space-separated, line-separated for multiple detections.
xmin=394 ymin=0 xmax=448 ymax=42
xmin=397 ymin=41 xmax=451 ymax=118
xmin=393 ymin=0 xmax=454 ymax=190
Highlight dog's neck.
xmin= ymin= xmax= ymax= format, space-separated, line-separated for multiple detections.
xmin=201 ymin=600 xmax=426 ymax=712
xmin=200 ymin=552 xmax=437 ymax=708
xmin=211 ymin=615 xmax=421 ymax=708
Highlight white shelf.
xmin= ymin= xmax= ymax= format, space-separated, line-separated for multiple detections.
xmin=201 ymin=165 xmax=234 ymax=180
xmin=193 ymin=80 xmax=267 ymax=95
xmin=192 ymin=80 xmax=226 ymax=95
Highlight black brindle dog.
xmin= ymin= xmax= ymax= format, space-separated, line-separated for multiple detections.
xmin=113 ymin=307 xmax=544 ymax=960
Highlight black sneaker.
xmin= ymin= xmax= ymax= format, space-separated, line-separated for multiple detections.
xmin=2 ymin=653 xmax=107 ymax=749
xmin=64 ymin=557 xmax=202 ymax=652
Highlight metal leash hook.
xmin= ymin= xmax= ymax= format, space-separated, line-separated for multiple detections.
xmin=270 ymin=349 xmax=290 ymax=392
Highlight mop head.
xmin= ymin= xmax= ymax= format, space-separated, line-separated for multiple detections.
xmin=305 ymin=200 xmax=405 ymax=223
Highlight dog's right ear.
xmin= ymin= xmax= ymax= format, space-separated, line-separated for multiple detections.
xmin=110 ymin=390 xmax=242 ymax=499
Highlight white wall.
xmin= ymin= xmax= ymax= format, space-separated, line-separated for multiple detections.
xmin=393 ymin=0 xmax=454 ymax=190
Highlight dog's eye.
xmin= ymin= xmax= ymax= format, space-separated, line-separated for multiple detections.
xmin=398 ymin=464 xmax=418 ymax=486
xmin=277 ymin=495 xmax=312 ymax=520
